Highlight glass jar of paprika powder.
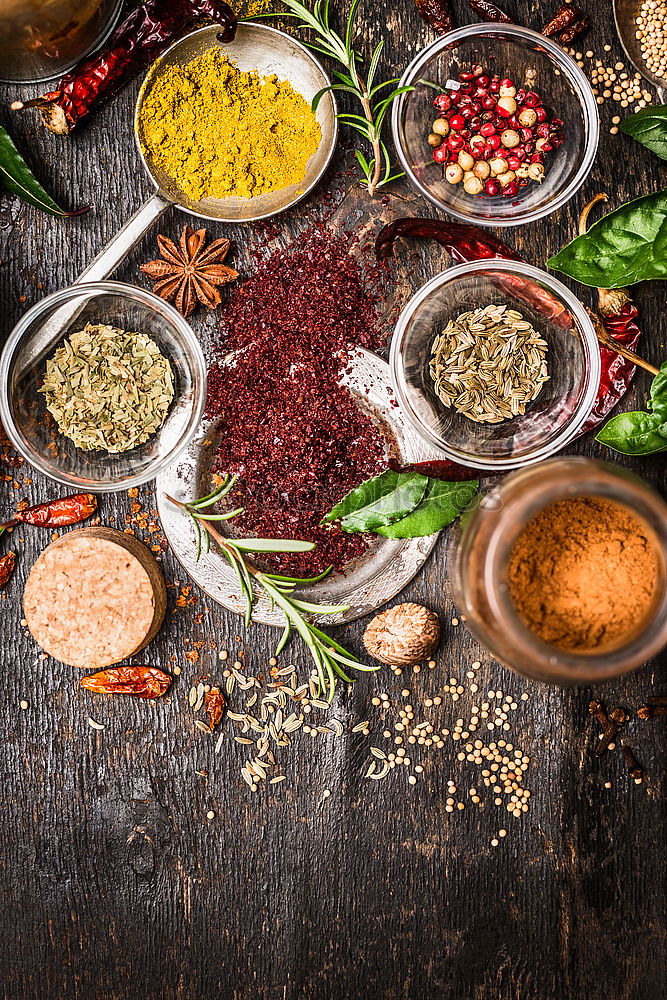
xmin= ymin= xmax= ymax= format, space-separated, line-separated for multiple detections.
xmin=450 ymin=456 xmax=667 ymax=684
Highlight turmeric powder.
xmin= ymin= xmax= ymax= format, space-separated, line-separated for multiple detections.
xmin=137 ymin=48 xmax=322 ymax=202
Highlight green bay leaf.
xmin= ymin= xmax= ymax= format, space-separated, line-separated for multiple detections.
xmin=376 ymin=479 xmax=478 ymax=538
xmin=0 ymin=124 xmax=88 ymax=218
xmin=547 ymin=188 xmax=667 ymax=288
xmin=595 ymin=410 xmax=667 ymax=455
xmin=619 ymin=105 xmax=667 ymax=160
xmin=324 ymin=469 xmax=428 ymax=531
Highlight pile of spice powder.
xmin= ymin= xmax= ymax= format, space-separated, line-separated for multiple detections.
xmin=138 ymin=50 xmax=321 ymax=202
xmin=205 ymin=229 xmax=387 ymax=576
xmin=507 ymin=497 xmax=659 ymax=651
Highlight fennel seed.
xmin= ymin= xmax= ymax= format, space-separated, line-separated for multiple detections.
xmin=429 ymin=304 xmax=549 ymax=424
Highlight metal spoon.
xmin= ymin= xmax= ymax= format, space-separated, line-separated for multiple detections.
xmin=613 ymin=0 xmax=666 ymax=102
xmin=10 ymin=22 xmax=337 ymax=372
xmin=76 ymin=22 xmax=338 ymax=285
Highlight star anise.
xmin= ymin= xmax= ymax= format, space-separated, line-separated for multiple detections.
xmin=140 ymin=225 xmax=239 ymax=318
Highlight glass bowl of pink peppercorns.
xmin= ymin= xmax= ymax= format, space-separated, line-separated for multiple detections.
xmin=392 ymin=24 xmax=599 ymax=228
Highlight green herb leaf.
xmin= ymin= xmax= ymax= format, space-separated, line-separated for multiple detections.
xmin=231 ymin=538 xmax=315 ymax=553
xmin=596 ymin=410 xmax=667 ymax=455
xmin=619 ymin=105 xmax=667 ymax=160
xmin=323 ymin=470 xmax=428 ymax=531
xmin=264 ymin=0 xmax=410 ymax=194
xmin=0 ymin=125 xmax=88 ymax=218
xmin=547 ymin=188 xmax=667 ymax=288
xmin=376 ymin=479 xmax=479 ymax=538
xmin=648 ymin=360 xmax=667 ymax=418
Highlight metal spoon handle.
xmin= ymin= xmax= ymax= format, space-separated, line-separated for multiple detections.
xmin=12 ymin=193 xmax=172 ymax=378
xmin=76 ymin=192 xmax=170 ymax=284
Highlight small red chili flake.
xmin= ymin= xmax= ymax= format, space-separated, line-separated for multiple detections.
xmin=206 ymin=229 xmax=388 ymax=576
xmin=206 ymin=688 xmax=225 ymax=730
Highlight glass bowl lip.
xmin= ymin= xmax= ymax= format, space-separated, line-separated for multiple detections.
xmin=389 ymin=259 xmax=602 ymax=471
xmin=391 ymin=22 xmax=600 ymax=228
xmin=0 ymin=280 xmax=208 ymax=492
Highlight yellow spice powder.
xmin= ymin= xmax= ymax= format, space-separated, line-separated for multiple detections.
xmin=231 ymin=0 xmax=275 ymax=13
xmin=138 ymin=48 xmax=322 ymax=202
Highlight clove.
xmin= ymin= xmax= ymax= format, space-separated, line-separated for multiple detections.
xmin=622 ymin=744 xmax=644 ymax=781
xmin=589 ymin=700 xmax=628 ymax=756
xmin=637 ymin=695 xmax=667 ymax=720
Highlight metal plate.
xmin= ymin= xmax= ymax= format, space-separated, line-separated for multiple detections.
xmin=134 ymin=23 xmax=338 ymax=223
xmin=156 ymin=349 xmax=439 ymax=627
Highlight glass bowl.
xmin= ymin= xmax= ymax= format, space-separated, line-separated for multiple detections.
xmin=389 ymin=260 xmax=600 ymax=471
xmin=392 ymin=23 xmax=599 ymax=227
xmin=0 ymin=282 xmax=207 ymax=491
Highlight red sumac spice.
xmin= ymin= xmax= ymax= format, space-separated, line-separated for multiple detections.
xmin=206 ymin=230 xmax=387 ymax=576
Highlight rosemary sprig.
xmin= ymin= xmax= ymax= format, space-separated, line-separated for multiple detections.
xmin=260 ymin=0 xmax=411 ymax=196
xmin=165 ymin=477 xmax=377 ymax=701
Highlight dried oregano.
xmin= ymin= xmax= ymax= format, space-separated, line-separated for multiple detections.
xmin=40 ymin=323 xmax=174 ymax=452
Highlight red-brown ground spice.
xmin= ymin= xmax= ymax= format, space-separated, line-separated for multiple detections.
xmin=205 ymin=229 xmax=387 ymax=575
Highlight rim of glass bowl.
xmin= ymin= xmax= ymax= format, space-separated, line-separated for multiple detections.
xmin=389 ymin=259 xmax=601 ymax=471
xmin=391 ymin=23 xmax=600 ymax=228
xmin=0 ymin=281 xmax=207 ymax=492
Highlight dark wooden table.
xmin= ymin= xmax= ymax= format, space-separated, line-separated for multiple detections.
xmin=1 ymin=2 xmax=665 ymax=998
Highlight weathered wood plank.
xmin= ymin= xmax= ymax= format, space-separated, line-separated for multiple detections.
xmin=0 ymin=2 xmax=665 ymax=998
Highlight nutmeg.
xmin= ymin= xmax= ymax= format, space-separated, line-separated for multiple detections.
xmin=363 ymin=603 xmax=441 ymax=665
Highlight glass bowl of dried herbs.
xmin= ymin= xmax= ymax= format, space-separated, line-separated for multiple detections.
xmin=0 ymin=281 xmax=206 ymax=490
xmin=390 ymin=260 xmax=600 ymax=471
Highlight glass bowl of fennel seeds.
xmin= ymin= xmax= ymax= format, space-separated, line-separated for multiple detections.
xmin=0 ymin=282 xmax=206 ymax=491
xmin=390 ymin=260 xmax=600 ymax=471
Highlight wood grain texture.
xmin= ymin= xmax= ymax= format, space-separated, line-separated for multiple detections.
xmin=0 ymin=2 xmax=666 ymax=998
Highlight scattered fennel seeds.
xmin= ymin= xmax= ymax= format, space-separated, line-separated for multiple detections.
xmin=40 ymin=323 xmax=174 ymax=452
xmin=429 ymin=304 xmax=549 ymax=424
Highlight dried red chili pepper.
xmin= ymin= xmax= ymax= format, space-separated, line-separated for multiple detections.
xmin=576 ymin=195 xmax=641 ymax=436
xmin=205 ymin=688 xmax=225 ymax=730
xmin=0 ymin=551 xmax=16 ymax=588
xmin=81 ymin=666 xmax=172 ymax=699
xmin=12 ymin=0 xmax=237 ymax=135
xmin=541 ymin=4 xmax=579 ymax=36
xmin=388 ymin=458 xmax=486 ymax=483
xmin=579 ymin=291 xmax=641 ymax=435
xmin=375 ymin=218 xmax=571 ymax=328
xmin=414 ymin=0 xmax=456 ymax=33
xmin=466 ymin=0 xmax=513 ymax=23
xmin=1 ymin=492 xmax=97 ymax=530
xmin=557 ymin=16 xmax=591 ymax=44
